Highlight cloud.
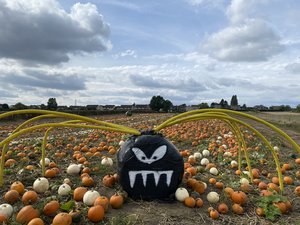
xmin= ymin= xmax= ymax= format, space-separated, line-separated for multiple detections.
xmin=202 ymin=0 xmax=284 ymax=62
xmin=203 ymin=19 xmax=284 ymax=62
xmin=1 ymin=69 xmax=86 ymax=90
xmin=0 ymin=89 xmax=18 ymax=98
xmin=0 ymin=0 xmax=111 ymax=64
xmin=129 ymin=74 xmax=207 ymax=92
xmin=113 ymin=49 xmax=137 ymax=59
xmin=285 ymin=62 xmax=300 ymax=74
xmin=226 ymin=0 xmax=268 ymax=24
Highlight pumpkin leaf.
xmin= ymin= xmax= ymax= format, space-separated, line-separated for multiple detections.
xmin=60 ymin=200 xmax=75 ymax=212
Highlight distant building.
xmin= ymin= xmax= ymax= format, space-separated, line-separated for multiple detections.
xmin=211 ymin=102 xmax=222 ymax=109
xmin=86 ymin=105 xmax=98 ymax=110
xmin=186 ymin=105 xmax=199 ymax=111
xmin=133 ymin=104 xmax=150 ymax=111
xmin=253 ymin=105 xmax=268 ymax=111
xmin=57 ymin=106 xmax=69 ymax=111
xmin=69 ymin=105 xmax=86 ymax=110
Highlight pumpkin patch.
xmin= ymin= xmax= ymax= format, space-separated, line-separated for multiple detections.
xmin=0 ymin=109 xmax=299 ymax=224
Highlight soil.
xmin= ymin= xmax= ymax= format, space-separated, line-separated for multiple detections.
xmin=0 ymin=112 xmax=300 ymax=225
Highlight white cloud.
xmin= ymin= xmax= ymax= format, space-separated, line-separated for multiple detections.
xmin=201 ymin=0 xmax=285 ymax=62
xmin=113 ymin=49 xmax=137 ymax=59
xmin=203 ymin=19 xmax=284 ymax=61
xmin=0 ymin=0 xmax=111 ymax=64
xmin=226 ymin=0 xmax=269 ymax=24
xmin=285 ymin=62 xmax=300 ymax=74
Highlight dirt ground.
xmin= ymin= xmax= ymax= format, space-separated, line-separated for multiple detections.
xmin=0 ymin=112 xmax=300 ymax=225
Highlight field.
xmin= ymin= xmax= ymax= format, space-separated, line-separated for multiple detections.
xmin=0 ymin=111 xmax=300 ymax=225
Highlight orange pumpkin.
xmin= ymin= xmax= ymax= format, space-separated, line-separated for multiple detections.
xmin=109 ymin=193 xmax=124 ymax=209
xmin=224 ymin=187 xmax=234 ymax=197
xmin=232 ymin=203 xmax=244 ymax=214
xmin=273 ymin=202 xmax=287 ymax=214
xmin=209 ymin=209 xmax=219 ymax=219
xmin=295 ymin=186 xmax=300 ymax=196
xmin=102 ymin=174 xmax=116 ymax=187
xmin=194 ymin=182 xmax=205 ymax=194
xmin=0 ymin=214 xmax=7 ymax=223
xmin=88 ymin=205 xmax=105 ymax=223
xmin=82 ymin=176 xmax=94 ymax=187
xmin=44 ymin=169 xmax=56 ymax=178
xmin=186 ymin=178 xmax=197 ymax=189
xmin=28 ymin=218 xmax=44 ymax=225
xmin=283 ymin=176 xmax=293 ymax=185
xmin=43 ymin=200 xmax=60 ymax=217
xmin=195 ymin=198 xmax=204 ymax=207
xmin=10 ymin=181 xmax=25 ymax=194
xmin=52 ymin=213 xmax=72 ymax=225
xmin=231 ymin=191 xmax=247 ymax=205
xmin=256 ymin=207 xmax=265 ymax=216
xmin=184 ymin=197 xmax=196 ymax=208
xmin=217 ymin=203 xmax=229 ymax=214
xmin=73 ymin=187 xmax=88 ymax=201
xmin=94 ymin=196 xmax=110 ymax=212
xmin=4 ymin=190 xmax=19 ymax=204
xmin=16 ymin=205 xmax=39 ymax=224
xmin=22 ymin=191 xmax=38 ymax=205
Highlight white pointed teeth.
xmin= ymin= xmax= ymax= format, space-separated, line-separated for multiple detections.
xmin=128 ymin=170 xmax=173 ymax=188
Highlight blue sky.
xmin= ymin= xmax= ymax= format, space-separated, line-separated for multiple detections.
xmin=0 ymin=0 xmax=300 ymax=107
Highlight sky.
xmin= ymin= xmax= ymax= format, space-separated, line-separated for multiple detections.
xmin=0 ymin=0 xmax=300 ymax=107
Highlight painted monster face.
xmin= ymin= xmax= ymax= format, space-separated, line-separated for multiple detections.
xmin=117 ymin=134 xmax=184 ymax=200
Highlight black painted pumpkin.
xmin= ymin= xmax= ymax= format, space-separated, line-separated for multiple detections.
xmin=117 ymin=132 xmax=184 ymax=200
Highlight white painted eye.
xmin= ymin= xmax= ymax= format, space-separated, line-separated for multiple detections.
xmin=132 ymin=147 xmax=148 ymax=162
xmin=151 ymin=145 xmax=167 ymax=162
xmin=132 ymin=145 xmax=167 ymax=164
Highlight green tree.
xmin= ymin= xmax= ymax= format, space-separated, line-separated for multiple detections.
xmin=13 ymin=102 xmax=27 ymax=110
xmin=163 ymin=99 xmax=173 ymax=112
xmin=297 ymin=104 xmax=300 ymax=112
xmin=1 ymin=103 xmax=9 ymax=110
xmin=230 ymin=95 xmax=238 ymax=107
xmin=47 ymin=98 xmax=58 ymax=110
xmin=150 ymin=95 xmax=165 ymax=112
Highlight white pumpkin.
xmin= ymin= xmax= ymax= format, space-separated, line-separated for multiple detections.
xmin=202 ymin=149 xmax=210 ymax=157
xmin=201 ymin=181 xmax=207 ymax=190
xmin=0 ymin=203 xmax=13 ymax=218
xmin=221 ymin=144 xmax=227 ymax=149
xmin=175 ymin=187 xmax=189 ymax=202
xmin=39 ymin=157 xmax=50 ymax=166
xmin=119 ymin=140 xmax=125 ymax=146
xmin=193 ymin=152 xmax=202 ymax=159
xmin=230 ymin=160 xmax=238 ymax=168
xmin=33 ymin=177 xmax=49 ymax=193
xmin=200 ymin=158 xmax=209 ymax=166
xmin=209 ymin=167 xmax=219 ymax=176
xmin=58 ymin=183 xmax=71 ymax=196
xmin=223 ymin=152 xmax=232 ymax=157
xmin=243 ymin=171 xmax=250 ymax=178
xmin=83 ymin=190 xmax=100 ymax=206
xmin=101 ymin=157 xmax=113 ymax=166
xmin=207 ymin=191 xmax=220 ymax=203
xmin=67 ymin=164 xmax=81 ymax=175
xmin=240 ymin=177 xmax=250 ymax=185
xmin=63 ymin=178 xmax=72 ymax=186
